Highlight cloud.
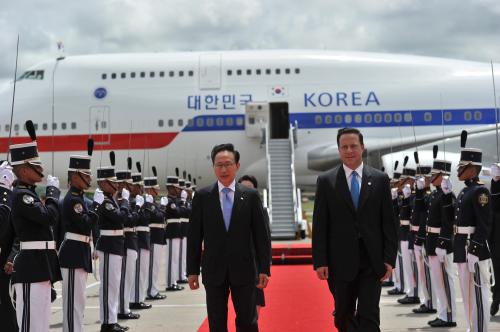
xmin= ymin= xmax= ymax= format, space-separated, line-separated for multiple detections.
xmin=1 ymin=0 xmax=500 ymax=80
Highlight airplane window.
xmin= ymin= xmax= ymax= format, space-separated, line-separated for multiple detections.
xmin=474 ymin=111 xmax=482 ymax=121
xmin=444 ymin=112 xmax=452 ymax=121
xmin=14 ymin=124 xmax=19 ymax=132
xmin=216 ymin=117 xmax=224 ymax=126
xmin=325 ymin=115 xmax=332 ymax=125
xmin=62 ymin=123 xmax=67 ymax=130
xmin=188 ymin=71 xmax=194 ymax=77
xmin=265 ymin=69 xmax=271 ymax=75
xmin=285 ymin=68 xmax=291 ymax=74
xmin=226 ymin=117 xmax=234 ymax=126
xmin=315 ymin=115 xmax=323 ymax=125
xmin=236 ymin=117 xmax=244 ymax=126
xmin=179 ymin=71 xmax=184 ymax=77
xmin=187 ymin=119 xmax=194 ymax=127
xmin=275 ymin=69 xmax=281 ymax=75
xmin=464 ymin=111 xmax=472 ymax=121
xmin=101 ymin=121 xmax=107 ymax=129
xmin=140 ymin=72 xmax=146 ymax=78
xmin=158 ymin=119 xmax=164 ymax=127
xmin=111 ymin=73 xmax=117 ymax=79
xmin=227 ymin=70 xmax=232 ymax=76
xmin=52 ymin=123 xmax=57 ymax=130
xmin=354 ymin=114 xmax=362 ymax=123
xmin=36 ymin=70 xmax=44 ymax=79
xmin=206 ymin=118 xmax=214 ymax=127
xmin=34 ymin=123 xmax=38 ymax=130
xmin=121 ymin=73 xmax=126 ymax=79
xmin=178 ymin=119 xmax=183 ymax=126
xmin=404 ymin=113 xmax=412 ymax=122
xmin=160 ymin=71 xmax=165 ymax=78
xmin=130 ymin=72 xmax=136 ymax=78
xmin=256 ymin=69 xmax=261 ymax=75
xmin=344 ymin=114 xmax=352 ymax=124
xmin=246 ymin=69 xmax=252 ymax=75
xmin=295 ymin=68 xmax=300 ymax=74
xmin=384 ymin=113 xmax=392 ymax=123
xmin=102 ymin=74 xmax=107 ymax=80
xmin=169 ymin=71 xmax=174 ymax=77
xmin=5 ymin=124 xmax=9 ymax=131
xmin=334 ymin=114 xmax=342 ymax=124
xmin=43 ymin=123 xmax=48 ymax=130
xmin=237 ymin=70 xmax=242 ymax=76
xmin=374 ymin=113 xmax=382 ymax=123
xmin=196 ymin=118 xmax=204 ymax=127
xmin=394 ymin=113 xmax=402 ymax=123
xmin=168 ymin=119 xmax=174 ymax=127
xmin=150 ymin=72 xmax=155 ymax=78
xmin=71 ymin=122 xmax=76 ymax=129
xmin=364 ymin=114 xmax=372 ymax=123
xmin=424 ymin=112 xmax=432 ymax=122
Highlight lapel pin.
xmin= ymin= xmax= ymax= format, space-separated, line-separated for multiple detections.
xmin=368 ymin=182 xmax=372 ymax=186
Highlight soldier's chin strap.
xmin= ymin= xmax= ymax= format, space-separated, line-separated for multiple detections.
xmin=106 ymin=179 xmax=117 ymax=192
xmin=77 ymin=171 xmax=91 ymax=188
xmin=27 ymin=163 xmax=44 ymax=178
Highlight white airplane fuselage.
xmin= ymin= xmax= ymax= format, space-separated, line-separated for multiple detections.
xmin=0 ymin=50 xmax=498 ymax=189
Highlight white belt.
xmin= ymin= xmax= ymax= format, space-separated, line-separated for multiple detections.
xmin=455 ymin=226 xmax=475 ymax=235
xmin=123 ymin=227 xmax=136 ymax=233
xmin=400 ymin=220 xmax=410 ymax=226
xmin=136 ymin=226 xmax=150 ymax=232
xmin=20 ymin=241 xmax=56 ymax=250
xmin=100 ymin=229 xmax=124 ymax=236
xmin=410 ymin=225 xmax=420 ymax=232
xmin=149 ymin=223 xmax=165 ymax=229
xmin=180 ymin=218 xmax=189 ymax=223
xmin=426 ymin=226 xmax=441 ymax=234
xmin=65 ymin=232 xmax=90 ymax=243
xmin=167 ymin=218 xmax=181 ymax=224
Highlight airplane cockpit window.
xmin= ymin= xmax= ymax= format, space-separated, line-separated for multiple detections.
xmin=18 ymin=70 xmax=44 ymax=80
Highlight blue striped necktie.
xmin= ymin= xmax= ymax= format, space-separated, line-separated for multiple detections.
xmin=351 ymin=171 xmax=360 ymax=209
xmin=222 ymin=187 xmax=233 ymax=231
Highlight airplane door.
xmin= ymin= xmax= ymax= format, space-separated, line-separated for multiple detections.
xmin=199 ymin=53 xmax=221 ymax=90
xmin=269 ymin=102 xmax=289 ymax=139
xmin=89 ymin=106 xmax=111 ymax=145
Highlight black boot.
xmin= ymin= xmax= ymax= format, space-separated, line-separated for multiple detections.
xmin=491 ymin=300 xmax=499 ymax=316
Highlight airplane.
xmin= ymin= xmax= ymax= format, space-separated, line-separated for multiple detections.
xmin=0 ymin=49 xmax=499 ymax=192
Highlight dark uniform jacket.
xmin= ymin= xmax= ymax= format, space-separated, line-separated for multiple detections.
xmin=96 ymin=193 xmax=127 ymax=256
xmin=58 ymin=186 xmax=99 ymax=272
xmin=179 ymin=199 xmax=191 ymax=238
xmin=165 ymin=196 xmax=181 ymax=240
xmin=414 ymin=187 xmax=431 ymax=247
xmin=120 ymin=197 xmax=139 ymax=252
xmin=490 ymin=180 xmax=500 ymax=258
xmin=436 ymin=188 xmax=456 ymax=254
xmin=424 ymin=187 xmax=454 ymax=255
xmin=144 ymin=200 xmax=166 ymax=245
xmin=135 ymin=203 xmax=150 ymax=250
xmin=11 ymin=182 xmax=62 ymax=284
xmin=452 ymin=180 xmax=492 ymax=263
xmin=399 ymin=194 xmax=413 ymax=244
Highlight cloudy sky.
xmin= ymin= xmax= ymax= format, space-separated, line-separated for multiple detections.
xmin=1 ymin=0 xmax=500 ymax=82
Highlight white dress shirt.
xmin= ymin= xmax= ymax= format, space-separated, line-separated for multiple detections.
xmin=343 ymin=162 xmax=363 ymax=191
xmin=218 ymin=179 xmax=236 ymax=209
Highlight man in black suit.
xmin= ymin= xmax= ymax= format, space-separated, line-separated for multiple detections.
xmin=187 ymin=144 xmax=271 ymax=332
xmin=312 ymin=128 xmax=397 ymax=332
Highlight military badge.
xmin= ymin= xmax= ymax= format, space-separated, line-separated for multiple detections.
xmin=171 ymin=203 xmax=176 ymax=209
xmin=478 ymin=193 xmax=489 ymax=206
xmin=22 ymin=194 xmax=34 ymax=205
xmin=74 ymin=203 xmax=83 ymax=214
xmin=105 ymin=202 xmax=115 ymax=211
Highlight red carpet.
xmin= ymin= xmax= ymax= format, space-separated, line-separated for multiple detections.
xmin=198 ymin=265 xmax=336 ymax=332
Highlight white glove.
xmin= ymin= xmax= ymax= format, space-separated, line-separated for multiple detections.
xmin=435 ymin=247 xmax=447 ymax=262
xmin=121 ymin=188 xmax=130 ymax=200
xmin=145 ymin=194 xmax=154 ymax=204
xmin=160 ymin=196 xmax=168 ymax=206
xmin=181 ymin=190 xmax=188 ymax=201
xmin=491 ymin=163 xmax=500 ymax=181
xmin=467 ymin=253 xmax=480 ymax=273
xmin=391 ymin=188 xmax=398 ymax=200
xmin=93 ymin=189 xmax=105 ymax=205
xmin=402 ymin=184 xmax=412 ymax=198
xmin=47 ymin=175 xmax=60 ymax=189
xmin=416 ymin=177 xmax=425 ymax=190
xmin=441 ymin=176 xmax=452 ymax=194
xmin=0 ymin=161 xmax=14 ymax=189
xmin=135 ymin=195 xmax=144 ymax=207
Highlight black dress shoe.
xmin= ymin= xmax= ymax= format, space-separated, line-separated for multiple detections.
xmin=116 ymin=323 xmax=129 ymax=331
xmin=129 ymin=302 xmax=152 ymax=310
xmin=412 ymin=304 xmax=437 ymax=314
xmin=177 ymin=279 xmax=189 ymax=284
xmin=397 ymin=296 xmax=420 ymax=304
xmin=387 ymin=288 xmax=405 ymax=295
xmin=100 ymin=324 xmax=127 ymax=332
xmin=381 ymin=280 xmax=394 ymax=287
xmin=491 ymin=300 xmax=499 ymax=316
xmin=165 ymin=285 xmax=185 ymax=291
xmin=427 ymin=317 xmax=440 ymax=325
xmin=146 ymin=293 xmax=166 ymax=300
xmin=429 ymin=318 xmax=457 ymax=327
xmin=118 ymin=312 xmax=141 ymax=319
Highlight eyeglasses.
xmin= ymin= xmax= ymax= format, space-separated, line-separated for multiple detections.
xmin=214 ymin=162 xmax=235 ymax=169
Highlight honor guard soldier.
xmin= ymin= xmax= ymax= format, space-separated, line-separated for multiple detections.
xmin=165 ymin=176 xmax=184 ymax=291
xmin=129 ymin=162 xmax=152 ymax=310
xmin=144 ymin=167 xmax=167 ymax=300
xmin=0 ymin=161 xmax=18 ymax=331
xmin=115 ymin=160 xmax=141 ymax=320
xmin=178 ymin=181 xmax=192 ymax=284
xmin=451 ymin=131 xmax=492 ymax=332
xmin=411 ymin=162 xmax=437 ymax=314
xmin=9 ymin=120 xmax=62 ymax=332
xmin=95 ymin=152 xmax=129 ymax=332
xmin=490 ymin=162 xmax=500 ymax=316
xmin=425 ymin=147 xmax=457 ymax=327
xmin=397 ymin=162 xmax=420 ymax=305
xmin=58 ymin=140 xmax=100 ymax=332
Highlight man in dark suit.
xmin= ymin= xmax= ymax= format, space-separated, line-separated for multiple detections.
xmin=187 ymin=144 xmax=271 ymax=332
xmin=312 ymin=128 xmax=397 ymax=332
